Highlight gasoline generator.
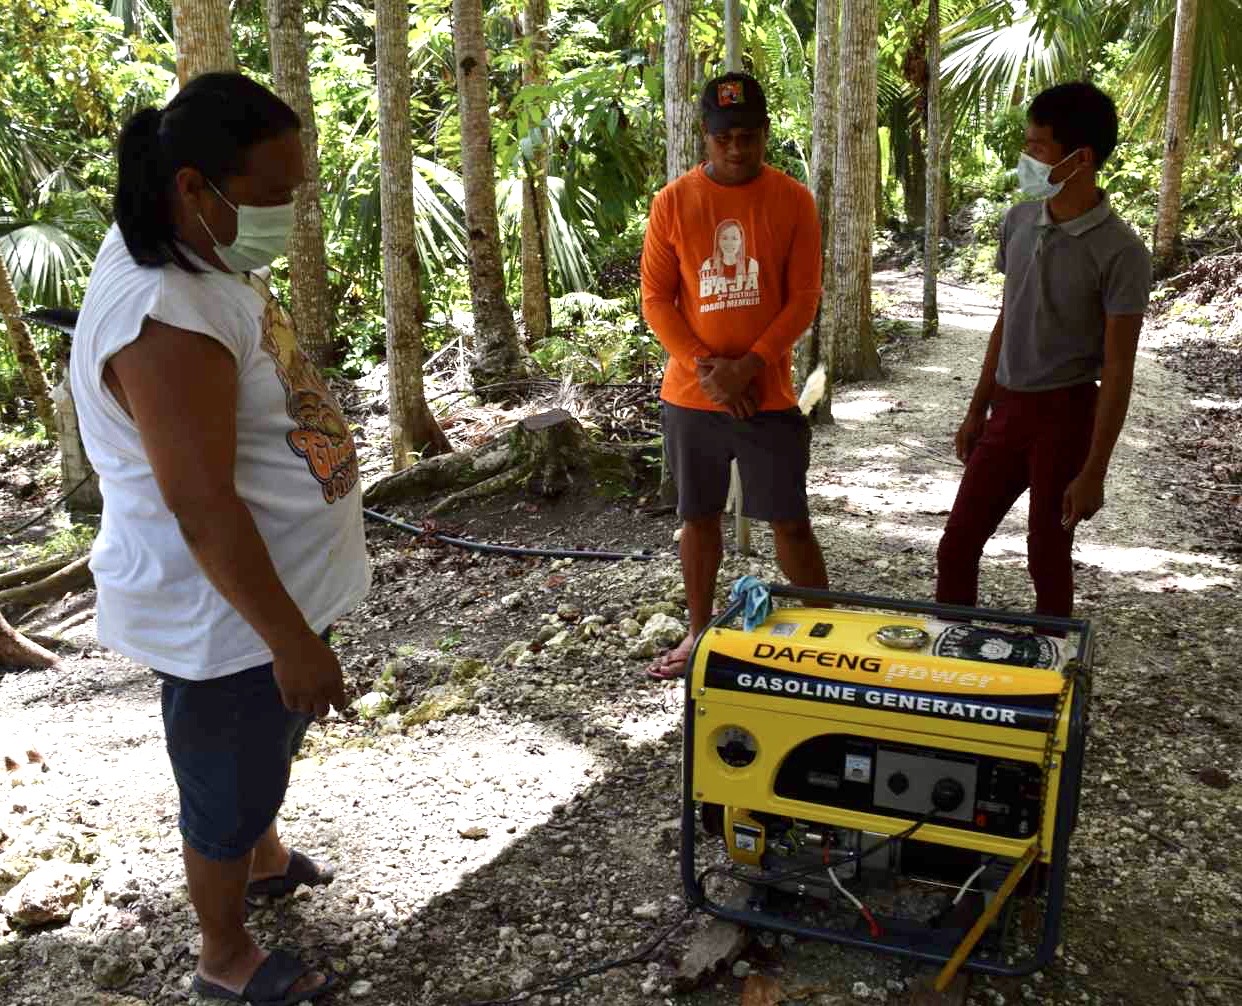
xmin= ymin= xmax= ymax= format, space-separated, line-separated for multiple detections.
xmin=680 ymin=585 xmax=1092 ymax=977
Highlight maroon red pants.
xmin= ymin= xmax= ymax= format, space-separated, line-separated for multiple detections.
xmin=935 ymin=383 xmax=1098 ymax=617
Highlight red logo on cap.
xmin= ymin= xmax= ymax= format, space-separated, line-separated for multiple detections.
xmin=717 ymin=82 xmax=745 ymax=107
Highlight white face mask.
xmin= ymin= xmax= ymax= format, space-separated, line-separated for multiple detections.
xmin=198 ymin=179 xmax=295 ymax=273
xmin=1015 ymin=149 xmax=1082 ymax=200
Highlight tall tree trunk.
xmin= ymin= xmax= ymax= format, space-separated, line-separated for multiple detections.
xmin=664 ymin=0 xmax=698 ymax=181
xmin=723 ymin=0 xmax=742 ymax=71
xmin=0 ymin=259 xmax=56 ymax=437
xmin=657 ymin=0 xmax=699 ymax=506
xmin=905 ymin=118 xmax=926 ymax=227
xmin=800 ymin=0 xmax=839 ymax=423
xmin=376 ymin=0 xmax=451 ymax=467
xmin=923 ymin=0 xmax=941 ymax=338
xmin=519 ymin=0 xmax=552 ymax=347
xmin=1153 ymin=0 xmax=1199 ymax=276
xmin=453 ymin=0 xmax=531 ymax=401
xmin=267 ymin=0 xmax=334 ymax=368
xmin=171 ymin=0 xmax=234 ymax=85
xmin=874 ymin=130 xmax=885 ymax=228
xmin=833 ymin=0 xmax=881 ymax=381
xmin=50 ymin=372 xmax=101 ymax=512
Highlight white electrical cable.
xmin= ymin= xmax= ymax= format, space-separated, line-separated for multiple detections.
xmin=827 ymin=866 xmax=866 ymax=912
xmin=952 ymin=862 xmax=990 ymax=905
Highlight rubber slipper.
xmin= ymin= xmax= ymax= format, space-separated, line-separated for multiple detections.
xmin=645 ymin=651 xmax=690 ymax=680
xmin=191 ymin=949 xmax=336 ymax=1006
xmin=247 ymin=850 xmax=334 ymax=900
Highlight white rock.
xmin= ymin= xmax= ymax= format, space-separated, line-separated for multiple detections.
xmin=631 ymin=901 xmax=661 ymax=920
xmin=349 ymin=979 xmax=374 ymax=997
xmin=640 ymin=613 xmax=685 ymax=647
xmin=853 ymin=982 xmax=872 ymax=1001
xmin=732 ymin=960 xmax=751 ymax=978
xmin=2 ymin=861 xmax=91 ymax=926
xmin=618 ymin=619 xmax=641 ymax=638
xmin=501 ymin=591 xmax=524 ymax=609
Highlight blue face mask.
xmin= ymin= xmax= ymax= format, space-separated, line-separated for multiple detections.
xmin=1015 ymin=149 xmax=1082 ymax=200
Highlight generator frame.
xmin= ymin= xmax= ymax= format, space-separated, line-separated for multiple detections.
xmin=679 ymin=585 xmax=1093 ymax=978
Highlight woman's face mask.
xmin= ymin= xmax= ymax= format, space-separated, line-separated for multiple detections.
xmin=199 ymin=178 xmax=295 ymax=273
xmin=1015 ymin=148 xmax=1083 ymax=200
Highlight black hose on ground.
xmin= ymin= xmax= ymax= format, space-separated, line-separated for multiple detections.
xmin=363 ymin=508 xmax=661 ymax=562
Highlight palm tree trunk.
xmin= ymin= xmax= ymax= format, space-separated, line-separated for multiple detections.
xmin=663 ymin=0 xmax=698 ymax=181
xmin=723 ymin=0 xmax=742 ymax=71
xmin=519 ymin=0 xmax=552 ymax=347
xmin=874 ymin=131 xmax=885 ymax=228
xmin=1153 ymin=0 xmax=1199 ymax=276
xmin=0 ymin=257 xmax=57 ymax=437
xmin=905 ymin=119 xmax=926 ymax=227
xmin=376 ymin=0 xmax=451 ymax=467
xmin=923 ymin=0 xmax=941 ymax=338
xmin=833 ymin=0 xmax=881 ymax=381
xmin=267 ymin=0 xmax=334 ymax=368
xmin=171 ymin=0 xmax=234 ymax=85
xmin=453 ymin=0 xmax=530 ymax=401
xmin=800 ymin=0 xmax=839 ymax=423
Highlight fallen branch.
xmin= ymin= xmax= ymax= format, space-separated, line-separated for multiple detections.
xmin=0 ymin=552 xmax=84 ymax=591
xmin=0 ymin=555 xmax=93 ymax=607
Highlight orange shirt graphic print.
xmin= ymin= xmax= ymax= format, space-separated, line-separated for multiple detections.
xmin=250 ymin=276 xmax=361 ymax=504
xmin=698 ymin=219 xmax=761 ymax=313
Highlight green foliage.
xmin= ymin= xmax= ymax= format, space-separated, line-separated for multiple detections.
xmin=533 ymin=292 xmax=653 ymax=384
xmin=2 ymin=0 xmax=1239 ymax=405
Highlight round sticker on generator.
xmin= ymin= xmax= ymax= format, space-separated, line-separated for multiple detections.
xmin=932 ymin=625 xmax=1058 ymax=669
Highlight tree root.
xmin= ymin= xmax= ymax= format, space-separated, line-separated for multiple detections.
xmin=0 ymin=553 xmax=84 ymax=591
xmin=363 ymin=409 xmax=636 ymax=514
xmin=0 ymin=611 xmax=60 ymax=669
xmin=426 ymin=464 xmax=532 ymax=516
xmin=0 ymin=555 xmax=93 ymax=607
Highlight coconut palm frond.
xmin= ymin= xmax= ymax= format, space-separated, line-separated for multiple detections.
xmin=0 ymin=221 xmax=93 ymax=308
xmin=1121 ymin=0 xmax=1242 ymax=143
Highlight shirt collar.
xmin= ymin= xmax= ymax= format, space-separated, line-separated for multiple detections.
xmin=1038 ymin=191 xmax=1112 ymax=236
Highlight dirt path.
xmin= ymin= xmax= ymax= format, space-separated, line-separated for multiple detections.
xmin=1 ymin=273 xmax=1239 ymax=1006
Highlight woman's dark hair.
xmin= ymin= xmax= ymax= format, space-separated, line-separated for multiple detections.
xmin=113 ymin=72 xmax=300 ymax=271
xmin=1028 ymin=82 xmax=1119 ymax=169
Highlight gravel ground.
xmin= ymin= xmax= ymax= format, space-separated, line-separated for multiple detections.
xmin=0 ymin=272 xmax=1239 ymax=1006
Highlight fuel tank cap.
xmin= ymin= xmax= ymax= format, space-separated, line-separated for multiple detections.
xmin=875 ymin=624 xmax=930 ymax=650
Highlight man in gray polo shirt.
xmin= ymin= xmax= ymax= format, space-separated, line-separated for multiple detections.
xmin=936 ymin=82 xmax=1151 ymax=617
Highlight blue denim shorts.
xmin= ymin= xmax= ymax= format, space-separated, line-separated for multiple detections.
xmin=159 ymin=660 xmax=313 ymax=861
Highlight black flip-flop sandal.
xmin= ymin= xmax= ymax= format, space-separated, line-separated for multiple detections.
xmin=191 ymin=949 xmax=336 ymax=1006
xmin=247 ymin=850 xmax=335 ymax=900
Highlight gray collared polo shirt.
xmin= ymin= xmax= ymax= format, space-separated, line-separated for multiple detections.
xmin=995 ymin=192 xmax=1151 ymax=392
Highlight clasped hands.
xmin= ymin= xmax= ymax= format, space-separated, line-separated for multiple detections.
xmin=696 ymin=353 xmax=765 ymax=419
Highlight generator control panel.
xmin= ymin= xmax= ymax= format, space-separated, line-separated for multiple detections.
xmin=774 ymin=734 xmax=1045 ymax=840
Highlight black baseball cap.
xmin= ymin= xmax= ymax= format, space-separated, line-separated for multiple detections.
xmin=700 ymin=72 xmax=769 ymax=133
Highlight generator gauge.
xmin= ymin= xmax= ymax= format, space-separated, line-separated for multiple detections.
xmin=716 ymin=726 xmax=758 ymax=768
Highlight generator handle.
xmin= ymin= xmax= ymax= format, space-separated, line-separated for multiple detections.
xmin=753 ymin=584 xmax=1094 ymax=665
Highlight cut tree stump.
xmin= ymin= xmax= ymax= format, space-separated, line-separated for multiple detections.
xmin=0 ymin=611 xmax=59 ymax=669
xmin=363 ymin=409 xmax=634 ymax=513
xmin=0 ymin=555 xmax=93 ymax=607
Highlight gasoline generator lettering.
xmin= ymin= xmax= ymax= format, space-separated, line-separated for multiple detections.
xmin=704 ymin=657 xmax=1055 ymax=730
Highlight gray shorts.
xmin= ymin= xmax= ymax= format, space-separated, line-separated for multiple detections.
xmin=662 ymin=402 xmax=811 ymax=522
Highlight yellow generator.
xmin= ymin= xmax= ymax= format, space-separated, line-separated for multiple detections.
xmin=680 ymin=585 xmax=1091 ymax=977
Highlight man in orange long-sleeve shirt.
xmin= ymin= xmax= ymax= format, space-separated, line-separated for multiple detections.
xmin=640 ymin=72 xmax=828 ymax=680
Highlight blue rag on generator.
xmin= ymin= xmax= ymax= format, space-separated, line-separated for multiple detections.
xmin=730 ymin=576 xmax=772 ymax=632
